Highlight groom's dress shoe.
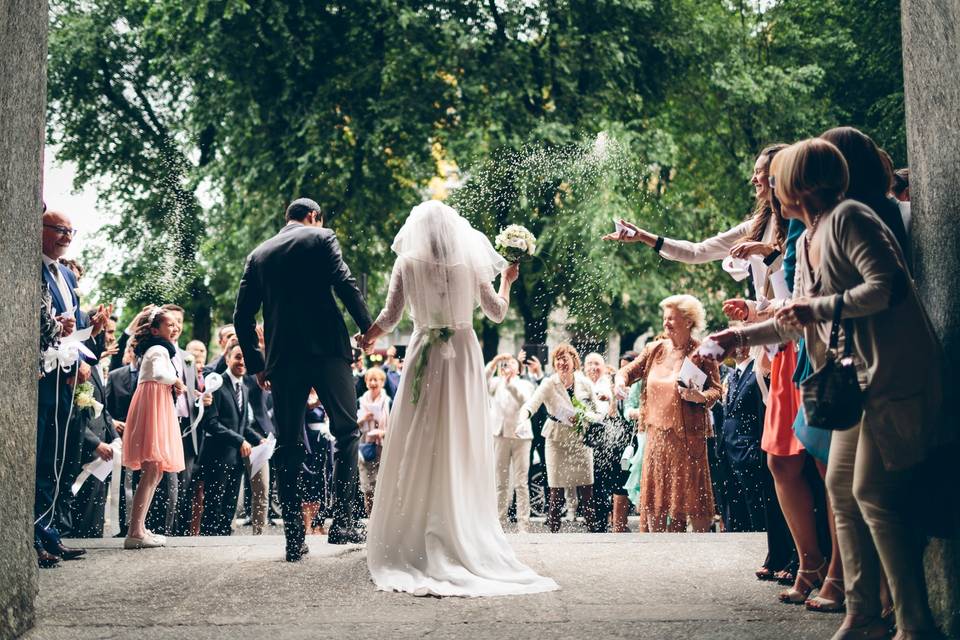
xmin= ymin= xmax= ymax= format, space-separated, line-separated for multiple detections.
xmin=286 ymin=542 xmax=310 ymax=563
xmin=53 ymin=543 xmax=86 ymax=560
xmin=327 ymin=525 xmax=366 ymax=545
xmin=37 ymin=548 xmax=61 ymax=569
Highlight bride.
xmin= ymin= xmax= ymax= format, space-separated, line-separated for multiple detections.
xmin=358 ymin=200 xmax=558 ymax=597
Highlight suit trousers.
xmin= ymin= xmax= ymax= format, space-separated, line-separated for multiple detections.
xmin=270 ymin=358 xmax=361 ymax=552
xmin=70 ymin=475 xmax=108 ymax=538
xmin=494 ymin=437 xmax=532 ymax=524
xmin=173 ymin=446 xmax=202 ymax=536
xmin=826 ymin=422 xmax=934 ymax=632
xmin=244 ymin=458 xmax=270 ymax=535
xmin=761 ymin=453 xmax=796 ymax=571
xmin=200 ymin=462 xmax=245 ymax=536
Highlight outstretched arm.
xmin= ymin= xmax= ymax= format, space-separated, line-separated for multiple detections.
xmin=360 ymin=261 xmax=404 ymax=350
xmin=479 ymin=263 xmax=519 ymax=323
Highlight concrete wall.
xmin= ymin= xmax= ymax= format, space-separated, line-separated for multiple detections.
xmin=902 ymin=0 xmax=960 ymax=635
xmin=0 ymin=0 xmax=47 ymax=637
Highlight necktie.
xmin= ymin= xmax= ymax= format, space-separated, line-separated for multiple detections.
xmin=235 ymin=381 xmax=243 ymax=412
xmin=48 ymin=263 xmax=58 ymax=276
xmin=727 ymin=368 xmax=741 ymax=406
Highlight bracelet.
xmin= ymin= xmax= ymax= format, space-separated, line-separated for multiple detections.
xmin=763 ymin=249 xmax=782 ymax=266
xmin=653 ymin=235 xmax=665 ymax=253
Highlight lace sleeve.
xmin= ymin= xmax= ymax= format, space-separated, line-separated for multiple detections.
xmin=478 ymin=280 xmax=508 ymax=323
xmin=373 ymin=260 xmax=406 ymax=332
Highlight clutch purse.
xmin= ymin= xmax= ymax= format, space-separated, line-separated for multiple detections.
xmin=799 ymin=296 xmax=863 ymax=430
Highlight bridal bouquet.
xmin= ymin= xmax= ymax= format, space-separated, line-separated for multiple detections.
xmin=495 ymin=225 xmax=537 ymax=263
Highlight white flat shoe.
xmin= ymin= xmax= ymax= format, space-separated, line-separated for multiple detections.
xmin=123 ymin=535 xmax=164 ymax=549
xmin=144 ymin=530 xmax=167 ymax=545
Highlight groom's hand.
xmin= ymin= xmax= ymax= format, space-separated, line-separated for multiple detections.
xmin=256 ymin=371 xmax=271 ymax=391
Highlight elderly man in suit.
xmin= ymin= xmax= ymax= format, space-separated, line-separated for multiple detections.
xmin=37 ymin=210 xmax=109 ymax=565
xmin=234 ymin=197 xmax=372 ymax=561
xmin=198 ymin=340 xmax=263 ymax=535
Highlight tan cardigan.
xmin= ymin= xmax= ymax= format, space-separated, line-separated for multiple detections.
xmin=740 ymin=199 xmax=947 ymax=470
xmin=618 ymin=338 xmax=722 ymax=438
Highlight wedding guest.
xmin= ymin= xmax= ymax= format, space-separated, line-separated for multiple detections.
xmin=106 ymin=344 xmax=138 ymax=536
xmin=241 ymin=367 xmax=275 ymax=535
xmin=486 ymin=354 xmax=535 ymax=531
xmin=382 ymin=345 xmax=402 ymax=399
xmin=69 ymin=357 xmax=120 ymax=539
xmin=205 ymin=324 xmax=235 ymax=375
xmin=302 ymin=392 xmax=331 ymax=535
xmin=892 ymin=168 xmax=911 ymax=234
xmin=583 ymin=352 xmax=630 ymax=533
xmin=197 ymin=339 xmax=262 ymax=536
xmin=156 ymin=304 xmax=202 ymax=537
xmin=36 ymin=210 xmax=105 ymax=564
xmin=122 ymin=305 xmax=186 ymax=549
xmin=357 ymin=368 xmax=391 ymax=516
xmin=709 ymin=138 xmax=946 ymax=639
xmin=185 ymin=340 xmax=208 ymax=376
xmin=521 ymin=344 xmax=602 ymax=533
xmin=715 ymin=345 xmax=766 ymax=532
xmin=614 ymin=295 xmax=720 ymax=533
xmin=820 ymin=127 xmax=911 ymax=270
xmin=518 ymin=348 xmax=548 ymax=504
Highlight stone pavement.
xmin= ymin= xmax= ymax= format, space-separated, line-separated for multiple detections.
xmin=27 ymin=533 xmax=841 ymax=640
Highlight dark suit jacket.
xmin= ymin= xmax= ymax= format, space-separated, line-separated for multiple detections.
xmin=105 ymin=365 xmax=138 ymax=422
xmin=81 ymin=366 xmax=119 ymax=462
xmin=719 ymin=360 xmax=764 ymax=469
xmin=39 ymin=261 xmax=89 ymax=406
xmin=233 ymin=223 xmax=373 ymax=377
xmin=204 ymin=354 xmax=227 ymax=376
xmin=199 ymin=378 xmax=262 ymax=469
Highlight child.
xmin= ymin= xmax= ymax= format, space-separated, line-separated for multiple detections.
xmin=122 ymin=305 xmax=186 ymax=549
xmin=357 ymin=368 xmax=390 ymax=516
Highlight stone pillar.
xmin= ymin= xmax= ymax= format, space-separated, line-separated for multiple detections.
xmin=0 ymin=0 xmax=47 ymax=637
xmin=902 ymin=0 xmax=960 ymax=635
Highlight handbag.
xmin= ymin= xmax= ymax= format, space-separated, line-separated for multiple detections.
xmin=799 ymin=297 xmax=863 ymax=430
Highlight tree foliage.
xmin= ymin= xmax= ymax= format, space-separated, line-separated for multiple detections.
xmin=47 ymin=0 xmax=908 ymax=348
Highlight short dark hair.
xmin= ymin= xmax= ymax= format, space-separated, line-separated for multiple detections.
xmin=620 ymin=350 xmax=639 ymax=363
xmin=819 ymin=127 xmax=889 ymax=202
xmin=892 ymin=168 xmax=909 ymax=196
xmin=162 ymin=303 xmax=185 ymax=315
xmin=217 ymin=324 xmax=235 ymax=341
xmin=224 ymin=338 xmax=242 ymax=358
xmin=285 ymin=198 xmax=322 ymax=222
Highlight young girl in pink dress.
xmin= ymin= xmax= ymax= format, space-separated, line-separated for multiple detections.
xmin=122 ymin=305 xmax=186 ymax=549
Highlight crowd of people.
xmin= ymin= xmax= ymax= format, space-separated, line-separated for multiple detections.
xmin=33 ymin=123 xmax=952 ymax=637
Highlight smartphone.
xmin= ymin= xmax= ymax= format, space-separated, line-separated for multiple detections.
xmin=521 ymin=343 xmax=549 ymax=365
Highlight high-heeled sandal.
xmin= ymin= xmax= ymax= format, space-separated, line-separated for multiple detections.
xmin=806 ymin=576 xmax=846 ymax=613
xmin=779 ymin=559 xmax=827 ymax=604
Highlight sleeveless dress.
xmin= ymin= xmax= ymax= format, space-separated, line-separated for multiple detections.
xmin=366 ymin=256 xmax=558 ymax=597
xmin=122 ymin=345 xmax=185 ymax=473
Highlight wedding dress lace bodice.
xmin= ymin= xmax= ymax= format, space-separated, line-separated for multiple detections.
xmin=374 ymin=257 xmax=507 ymax=332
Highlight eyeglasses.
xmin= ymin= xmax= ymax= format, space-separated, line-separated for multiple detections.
xmin=43 ymin=224 xmax=76 ymax=237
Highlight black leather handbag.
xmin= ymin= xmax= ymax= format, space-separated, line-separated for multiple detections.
xmin=799 ymin=297 xmax=864 ymax=430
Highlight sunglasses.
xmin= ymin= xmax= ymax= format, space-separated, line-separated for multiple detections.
xmin=43 ymin=224 xmax=76 ymax=237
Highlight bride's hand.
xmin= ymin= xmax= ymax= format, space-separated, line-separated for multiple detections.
xmin=502 ymin=262 xmax=519 ymax=285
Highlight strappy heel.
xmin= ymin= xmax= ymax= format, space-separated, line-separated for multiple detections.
xmin=806 ymin=576 xmax=846 ymax=613
xmin=779 ymin=558 xmax=827 ymax=604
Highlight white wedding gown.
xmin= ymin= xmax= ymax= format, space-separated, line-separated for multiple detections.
xmin=366 ymin=204 xmax=558 ymax=598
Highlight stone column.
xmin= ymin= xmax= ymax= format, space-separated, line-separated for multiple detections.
xmin=0 ymin=0 xmax=47 ymax=636
xmin=902 ymin=0 xmax=960 ymax=635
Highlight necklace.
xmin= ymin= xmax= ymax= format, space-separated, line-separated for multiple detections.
xmin=804 ymin=213 xmax=824 ymax=254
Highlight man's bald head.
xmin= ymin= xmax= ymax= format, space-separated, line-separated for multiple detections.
xmin=41 ymin=210 xmax=74 ymax=260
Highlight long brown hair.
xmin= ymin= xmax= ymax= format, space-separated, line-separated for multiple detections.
xmin=744 ymin=144 xmax=789 ymax=249
xmin=128 ymin=304 xmax=170 ymax=357
xmin=819 ymin=126 xmax=891 ymax=203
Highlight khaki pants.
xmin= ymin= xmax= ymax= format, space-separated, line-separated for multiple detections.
xmin=494 ymin=437 xmax=532 ymax=524
xmin=244 ymin=459 xmax=270 ymax=536
xmin=826 ymin=422 xmax=934 ymax=632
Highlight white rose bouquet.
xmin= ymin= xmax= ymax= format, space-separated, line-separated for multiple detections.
xmin=494 ymin=224 xmax=537 ymax=263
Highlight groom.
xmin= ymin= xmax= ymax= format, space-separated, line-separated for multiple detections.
xmin=234 ymin=197 xmax=373 ymax=561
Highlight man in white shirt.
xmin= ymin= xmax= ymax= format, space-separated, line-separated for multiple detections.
xmin=486 ymin=354 xmax=535 ymax=532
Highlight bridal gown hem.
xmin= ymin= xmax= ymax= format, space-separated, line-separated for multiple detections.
xmin=366 ymin=253 xmax=558 ymax=598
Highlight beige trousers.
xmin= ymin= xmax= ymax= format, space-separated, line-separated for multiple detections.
xmin=826 ymin=422 xmax=935 ymax=632
xmin=244 ymin=459 xmax=270 ymax=536
xmin=494 ymin=436 xmax=532 ymax=524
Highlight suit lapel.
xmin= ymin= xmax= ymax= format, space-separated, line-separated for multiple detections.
xmin=42 ymin=265 xmax=67 ymax=315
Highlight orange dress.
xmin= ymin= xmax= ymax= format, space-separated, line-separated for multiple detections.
xmin=122 ymin=345 xmax=185 ymax=473
xmin=638 ymin=344 xmax=717 ymax=524
xmin=760 ymin=343 xmax=804 ymax=457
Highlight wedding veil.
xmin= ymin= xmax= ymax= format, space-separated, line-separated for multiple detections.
xmin=390 ymin=200 xmax=507 ymax=327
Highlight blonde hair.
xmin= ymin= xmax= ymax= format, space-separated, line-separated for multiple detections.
xmin=550 ymin=343 xmax=581 ymax=371
xmin=364 ymin=367 xmax=386 ymax=384
xmin=659 ymin=294 xmax=706 ymax=333
xmin=772 ymin=138 xmax=849 ymax=215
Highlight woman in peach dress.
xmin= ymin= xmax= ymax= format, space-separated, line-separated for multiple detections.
xmin=122 ymin=305 xmax=186 ymax=549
